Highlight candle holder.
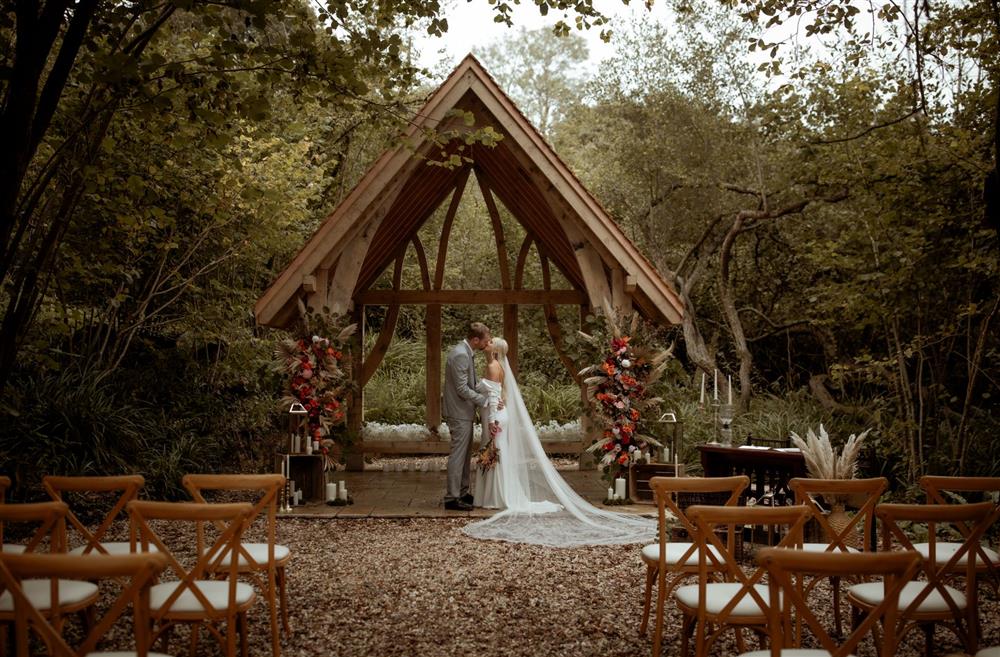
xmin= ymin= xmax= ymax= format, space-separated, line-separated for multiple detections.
xmin=707 ymin=399 xmax=722 ymax=445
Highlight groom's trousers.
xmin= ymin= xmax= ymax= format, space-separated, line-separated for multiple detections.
xmin=444 ymin=417 xmax=474 ymax=502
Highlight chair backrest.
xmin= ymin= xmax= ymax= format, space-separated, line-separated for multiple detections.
xmin=649 ymin=475 xmax=749 ymax=537
xmin=789 ymin=477 xmax=887 ymax=551
xmin=686 ymin=505 xmax=811 ymax=654
xmin=0 ymin=502 xmax=69 ymax=553
xmin=127 ymin=500 xmax=253 ymax=620
xmin=920 ymin=476 xmax=1000 ymax=573
xmin=758 ymin=547 xmax=923 ymax=657
xmin=42 ymin=475 xmax=145 ymax=555
xmin=182 ymin=474 xmax=284 ymax=571
xmin=877 ymin=501 xmax=996 ymax=652
xmin=0 ymin=551 xmax=168 ymax=657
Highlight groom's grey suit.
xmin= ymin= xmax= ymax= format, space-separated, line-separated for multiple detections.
xmin=443 ymin=340 xmax=488 ymax=503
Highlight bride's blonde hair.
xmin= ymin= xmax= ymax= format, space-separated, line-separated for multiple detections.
xmin=489 ymin=337 xmax=508 ymax=361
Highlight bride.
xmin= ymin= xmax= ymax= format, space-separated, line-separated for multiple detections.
xmin=465 ymin=337 xmax=656 ymax=547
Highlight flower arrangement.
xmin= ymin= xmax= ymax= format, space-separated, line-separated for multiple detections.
xmin=579 ymin=312 xmax=673 ymax=484
xmin=476 ymin=437 xmax=499 ymax=471
xmin=274 ymin=307 xmax=356 ymax=461
xmin=790 ymin=424 xmax=870 ymax=481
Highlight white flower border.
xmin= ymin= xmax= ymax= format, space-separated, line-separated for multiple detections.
xmin=362 ymin=420 xmax=582 ymax=442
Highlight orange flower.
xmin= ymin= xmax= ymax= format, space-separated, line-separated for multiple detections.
xmin=630 ymin=409 xmax=640 ymax=421
xmin=601 ymin=362 xmax=616 ymax=376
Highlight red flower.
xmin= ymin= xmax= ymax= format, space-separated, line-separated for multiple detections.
xmin=630 ymin=409 xmax=640 ymax=421
xmin=617 ymin=453 xmax=629 ymax=465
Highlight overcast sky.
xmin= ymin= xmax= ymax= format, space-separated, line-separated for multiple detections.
xmin=412 ymin=0 xmax=674 ymax=78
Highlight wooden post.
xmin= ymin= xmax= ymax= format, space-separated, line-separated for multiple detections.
xmin=611 ymin=267 xmax=632 ymax=315
xmin=346 ymin=305 xmax=365 ymax=471
xmin=426 ymin=304 xmax=442 ymax=431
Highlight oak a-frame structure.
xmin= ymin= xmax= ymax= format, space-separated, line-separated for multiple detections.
xmin=255 ymin=55 xmax=683 ymax=468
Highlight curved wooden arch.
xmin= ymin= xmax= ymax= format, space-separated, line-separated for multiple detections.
xmin=514 ymin=234 xmax=533 ymax=291
xmin=411 ymin=235 xmax=431 ymax=290
xmin=434 ymin=169 xmax=470 ymax=290
xmin=361 ymin=251 xmax=404 ymax=386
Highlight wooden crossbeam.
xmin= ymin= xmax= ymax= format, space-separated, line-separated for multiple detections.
xmin=356 ymin=289 xmax=586 ymax=305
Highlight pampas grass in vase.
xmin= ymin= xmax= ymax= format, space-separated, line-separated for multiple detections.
xmin=790 ymin=424 xmax=872 ymax=546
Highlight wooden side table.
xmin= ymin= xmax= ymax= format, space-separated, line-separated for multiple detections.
xmin=628 ymin=462 xmax=687 ymax=504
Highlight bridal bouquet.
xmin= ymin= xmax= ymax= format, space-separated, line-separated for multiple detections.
xmin=579 ymin=311 xmax=672 ymax=483
xmin=476 ymin=437 xmax=499 ymax=471
xmin=274 ymin=305 xmax=356 ymax=455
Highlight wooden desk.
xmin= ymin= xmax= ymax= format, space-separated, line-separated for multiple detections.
xmin=698 ymin=444 xmax=807 ymax=504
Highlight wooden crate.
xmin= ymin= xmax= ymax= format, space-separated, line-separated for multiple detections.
xmin=275 ymin=453 xmax=325 ymax=501
xmin=629 ymin=462 xmax=686 ymax=504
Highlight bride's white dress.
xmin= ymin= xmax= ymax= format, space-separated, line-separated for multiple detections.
xmin=462 ymin=357 xmax=657 ymax=547
xmin=473 ymin=378 xmax=506 ymax=509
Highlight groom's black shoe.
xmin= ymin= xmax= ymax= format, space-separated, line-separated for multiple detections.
xmin=460 ymin=493 xmax=475 ymax=505
xmin=445 ymin=500 xmax=473 ymax=511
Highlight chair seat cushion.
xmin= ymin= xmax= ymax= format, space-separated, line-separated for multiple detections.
xmin=151 ymin=580 xmax=255 ymax=613
xmin=210 ymin=543 xmax=291 ymax=568
xmin=674 ymin=582 xmax=775 ymax=617
xmin=913 ymin=542 xmax=999 ymax=566
xmin=740 ymin=650 xmax=856 ymax=657
xmin=0 ymin=579 xmax=99 ymax=611
xmin=69 ymin=542 xmax=159 ymax=556
xmin=800 ymin=542 xmax=860 ymax=554
xmin=641 ymin=542 xmax=724 ymax=566
xmin=975 ymin=648 xmax=1000 ymax=657
xmin=0 ymin=544 xmax=26 ymax=554
xmin=848 ymin=580 xmax=966 ymax=613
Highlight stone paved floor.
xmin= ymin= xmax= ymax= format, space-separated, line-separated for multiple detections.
xmin=285 ymin=466 xmax=656 ymax=519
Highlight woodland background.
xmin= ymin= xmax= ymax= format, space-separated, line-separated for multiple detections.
xmin=1 ymin=0 xmax=997 ymax=499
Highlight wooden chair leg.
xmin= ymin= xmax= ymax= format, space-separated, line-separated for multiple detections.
xmin=680 ymin=613 xmax=694 ymax=657
xmin=240 ymin=611 xmax=250 ymax=657
xmin=640 ymin=565 xmax=656 ymax=635
xmin=831 ymin=575 xmax=843 ymax=637
xmin=188 ymin=622 xmax=199 ymax=657
xmin=921 ymin=622 xmax=934 ymax=657
xmin=269 ymin=567 xmax=281 ymax=657
xmin=278 ymin=566 xmax=291 ymax=635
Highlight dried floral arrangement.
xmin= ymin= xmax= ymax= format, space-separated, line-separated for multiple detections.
xmin=790 ymin=424 xmax=871 ymax=480
xmin=274 ymin=302 xmax=357 ymax=459
xmin=579 ymin=310 xmax=673 ymax=484
xmin=475 ymin=437 xmax=499 ymax=471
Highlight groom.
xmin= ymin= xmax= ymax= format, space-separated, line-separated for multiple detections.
xmin=442 ymin=322 xmax=493 ymax=511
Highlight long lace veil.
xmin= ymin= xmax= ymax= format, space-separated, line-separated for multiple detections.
xmin=461 ymin=357 xmax=657 ymax=547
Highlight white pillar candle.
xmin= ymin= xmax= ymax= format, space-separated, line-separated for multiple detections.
xmin=728 ymin=375 xmax=733 ymax=405
xmin=338 ymin=480 xmax=347 ymax=500
xmin=700 ymin=372 xmax=705 ymax=404
xmin=607 ymin=487 xmax=614 ymax=500
xmin=614 ymin=477 xmax=626 ymax=500
xmin=714 ymin=369 xmax=718 ymax=400
xmin=313 ymin=440 xmax=320 ymax=453
xmin=289 ymin=480 xmax=296 ymax=500
xmin=305 ymin=440 xmax=313 ymax=455
xmin=326 ymin=483 xmax=337 ymax=502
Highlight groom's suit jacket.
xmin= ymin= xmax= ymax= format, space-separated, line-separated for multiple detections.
xmin=442 ymin=340 xmax=488 ymax=423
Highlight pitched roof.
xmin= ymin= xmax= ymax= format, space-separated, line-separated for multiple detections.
xmin=255 ymin=54 xmax=683 ymax=327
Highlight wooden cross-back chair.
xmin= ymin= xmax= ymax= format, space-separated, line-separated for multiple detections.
xmin=848 ymin=501 xmax=996 ymax=657
xmin=919 ymin=476 xmax=1000 ymax=591
xmin=182 ymin=473 xmax=288 ymax=657
xmin=642 ymin=475 xmax=749 ymax=657
xmin=0 ymin=502 xmax=100 ymax=640
xmin=128 ymin=500 xmax=256 ymax=657
xmin=675 ymin=505 xmax=811 ymax=657
xmin=740 ymin=548 xmax=924 ymax=657
xmin=0 ymin=552 xmax=170 ymax=657
xmin=42 ymin=475 xmax=148 ymax=556
xmin=788 ymin=476 xmax=887 ymax=636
